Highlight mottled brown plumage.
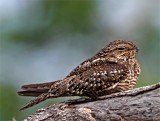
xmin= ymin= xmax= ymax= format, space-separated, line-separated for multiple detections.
xmin=17 ymin=40 xmax=141 ymax=110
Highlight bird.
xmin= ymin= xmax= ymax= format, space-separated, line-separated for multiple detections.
xmin=17 ymin=40 xmax=141 ymax=110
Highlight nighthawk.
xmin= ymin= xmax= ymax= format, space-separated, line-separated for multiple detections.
xmin=17 ymin=40 xmax=141 ymax=110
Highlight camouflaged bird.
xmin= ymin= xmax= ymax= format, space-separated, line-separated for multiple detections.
xmin=17 ymin=40 xmax=141 ymax=110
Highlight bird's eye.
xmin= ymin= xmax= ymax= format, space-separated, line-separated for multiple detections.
xmin=117 ymin=47 xmax=125 ymax=51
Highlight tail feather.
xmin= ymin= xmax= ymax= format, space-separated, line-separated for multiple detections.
xmin=21 ymin=81 xmax=56 ymax=91
xmin=17 ymin=90 xmax=44 ymax=97
xmin=17 ymin=81 xmax=57 ymax=97
xmin=20 ymin=93 xmax=50 ymax=110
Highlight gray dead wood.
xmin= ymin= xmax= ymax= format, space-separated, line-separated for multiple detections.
xmin=24 ymin=83 xmax=160 ymax=121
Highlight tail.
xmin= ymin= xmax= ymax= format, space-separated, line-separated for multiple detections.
xmin=17 ymin=81 xmax=60 ymax=110
xmin=17 ymin=81 xmax=58 ymax=97
xmin=20 ymin=93 xmax=50 ymax=110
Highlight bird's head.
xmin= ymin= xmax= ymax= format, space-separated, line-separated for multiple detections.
xmin=97 ymin=40 xmax=138 ymax=61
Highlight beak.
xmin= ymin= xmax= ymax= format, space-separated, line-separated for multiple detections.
xmin=136 ymin=47 xmax=139 ymax=52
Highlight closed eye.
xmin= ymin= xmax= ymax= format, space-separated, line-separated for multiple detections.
xmin=117 ymin=47 xmax=125 ymax=51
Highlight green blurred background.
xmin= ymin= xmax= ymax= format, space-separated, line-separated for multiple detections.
xmin=0 ymin=0 xmax=159 ymax=120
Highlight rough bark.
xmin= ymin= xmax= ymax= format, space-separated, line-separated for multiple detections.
xmin=24 ymin=83 xmax=160 ymax=121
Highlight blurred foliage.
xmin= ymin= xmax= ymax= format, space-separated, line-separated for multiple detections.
xmin=138 ymin=24 xmax=160 ymax=86
xmin=43 ymin=0 xmax=95 ymax=32
xmin=5 ymin=0 xmax=95 ymax=46
xmin=0 ymin=82 xmax=22 ymax=120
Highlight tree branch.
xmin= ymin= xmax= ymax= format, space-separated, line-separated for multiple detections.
xmin=24 ymin=83 xmax=160 ymax=121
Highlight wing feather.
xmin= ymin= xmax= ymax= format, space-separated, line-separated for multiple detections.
xmin=67 ymin=61 xmax=129 ymax=97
